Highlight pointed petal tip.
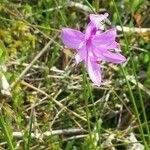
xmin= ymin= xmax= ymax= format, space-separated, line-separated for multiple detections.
xmin=75 ymin=54 xmax=80 ymax=64
xmin=85 ymin=56 xmax=102 ymax=87
xmin=122 ymin=55 xmax=127 ymax=60
xmin=117 ymin=54 xmax=127 ymax=63
xmin=101 ymin=51 xmax=127 ymax=64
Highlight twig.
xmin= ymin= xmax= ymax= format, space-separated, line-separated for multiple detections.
xmin=69 ymin=2 xmax=150 ymax=33
xmin=10 ymin=34 xmax=58 ymax=89
xmin=69 ymin=2 xmax=150 ymax=34
xmin=63 ymin=134 xmax=87 ymax=141
xmin=68 ymin=1 xmax=93 ymax=13
xmin=120 ymin=44 xmax=148 ymax=52
xmin=116 ymin=25 xmax=150 ymax=33
xmin=49 ymin=108 xmax=65 ymax=129
xmin=118 ymin=75 xmax=150 ymax=97
xmin=126 ymin=75 xmax=150 ymax=97
xmin=21 ymin=81 xmax=87 ymax=122
xmin=8 ymin=62 xmax=65 ymax=74
xmin=12 ymin=128 xmax=87 ymax=139
xmin=26 ymin=1 xmax=106 ymax=16
xmin=117 ymin=105 xmax=123 ymax=129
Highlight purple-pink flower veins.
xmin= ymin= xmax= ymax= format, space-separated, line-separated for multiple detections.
xmin=61 ymin=13 xmax=126 ymax=86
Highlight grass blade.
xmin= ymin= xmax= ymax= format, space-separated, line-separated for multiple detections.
xmin=26 ymin=108 xmax=34 ymax=150
xmin=112 ymin=0 xmax=150 ymax=148
xmin=0 ymin=114 xmax=14 ymax=150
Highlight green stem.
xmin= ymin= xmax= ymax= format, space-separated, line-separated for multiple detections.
xmin=81 ymin=64 xmax=97 ymax=150
xmin=0 ymin=114 xmax=14 ymax=150
xmin=26 ymin=109 xmax=34 ymax=150
xmin=87 ymin=79 xmax=102 ymax=149
xmin=54 ymin=0 xmax=67 ymax=26
xmin=84 ymin=0 xmax=97 ymax=14
xmin=112 ymin=0 xmax=150 ymax=148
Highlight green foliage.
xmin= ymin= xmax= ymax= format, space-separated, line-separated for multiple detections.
xmin=0 ymin=0 xmax=150 ymax=149
xmin=0 ymin=110 xmax=15 ymax=150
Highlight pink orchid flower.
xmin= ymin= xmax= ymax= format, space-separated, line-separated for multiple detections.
xmin=61 ymin=13 xmax=126 ymax=86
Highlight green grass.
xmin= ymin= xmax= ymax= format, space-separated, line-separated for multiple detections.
xmin=0 ymin=113 xmax=15 ymax=150
xmin=0 ymin=0 xmax=150 ymax=149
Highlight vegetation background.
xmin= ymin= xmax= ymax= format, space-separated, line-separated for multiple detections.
xmin=0 ymin=0 xmax=150 ymax=149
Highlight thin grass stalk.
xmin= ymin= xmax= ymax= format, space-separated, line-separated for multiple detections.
xmin=85 ymin=0 xmax=149 ymax=147
xmin=83 ymin=1 xmax=106 ymax=149
xmin=0 ymin=114 xmax=14 ymax=150
xmin=112 ymin=0 xmax=150 ymax=147
xmin=87 ymin=78 xmax=102 ymax=149
xmin=81 ymin=64 xmax=97 ymax=150
xmin=54 ymin=0 xmax=67 ymax=27
xmin=120 ymin=66 xmax=147 ymax=147
xmin=84 ymin=0 xmax=97 ymax=14
xmin=26 ymin=108 xmax=34 ymax=150
xmin=93 ymin=0 xmax=99 ymax=12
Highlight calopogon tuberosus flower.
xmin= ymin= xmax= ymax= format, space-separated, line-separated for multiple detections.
xmin=61 ymin=13 xmax=126 ymax=86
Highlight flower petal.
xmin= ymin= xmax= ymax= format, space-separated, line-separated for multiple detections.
xmin=75 ymin=45 xmax=86 ymax=64
xmin=90 ymin=13 xmax=109 ymax=30
xmin=61 ymin=28 xmax=84 ymax=49
xmin=92 ymin=28 xmax=117 ymax=49
xmin=85 ymin=56 xmax=101 ymax=86
xmin=107 ymin=41 xmax=120 ymax=50
xmin=92 ymin=41 xmax=121 ymax=58
xmin=102 ymin=51 xmax=126 ymax=64
xmin=91 ymin=45 xmax=105 ymax=59
xmin=85 ymin=22 xmax=97 ymax=39
xmin=90 ymin=13 xmax=109 ymax=23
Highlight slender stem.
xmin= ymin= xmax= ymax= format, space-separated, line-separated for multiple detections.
xmin=112 ymin=0 xmax=149 ymax=148
xmin=0 ymin=114 xmax=15 ymax=150
xmin=84 ymin=0 xmax=97 ymax=14
xmin=87 ymin=80 xmax=102 ymax=149
xmin=54 ymin=0 xmax=68 ymax=26
xmin=82 ymin=1 xmax=103 ymax=149
xmin=81 ymin=64 xmax=97 ymax=150
xmin=93 ymin=0 xmax=99 ymax=12
xmin=26 ymin=108 xmax=34 ymax=150
xmin=120 ymin=66 xmax=148 ymax=147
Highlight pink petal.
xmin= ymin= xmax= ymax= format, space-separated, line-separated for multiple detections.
xmin=75 ymin=45 xmax=86 ymax=64
xmin=102 ymin=51 xmax=126 ymax=64
xmin=90 ymin=13 xmax=109 ymax=23
xmin=107 ymin=41 xmax=120 ymax=50
xmin=85 ymin=22 xmax=97 ymax=39
xmin=87 ymin=44 xmax=98 ymax=61
xmin=61 ymin=28 xmax=84 ymax=49
xmin=92 ymin=47 xmax=105 ymax=59
xmin=85 ymin=56 xmax=101 ymax=86
xmin=92 ymin=28 xmax=117 ymax=49
xmin=90 ymin=13 xmax=109 ymax=30
xmin=92 ymin=41 xmax=121 ymax=58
